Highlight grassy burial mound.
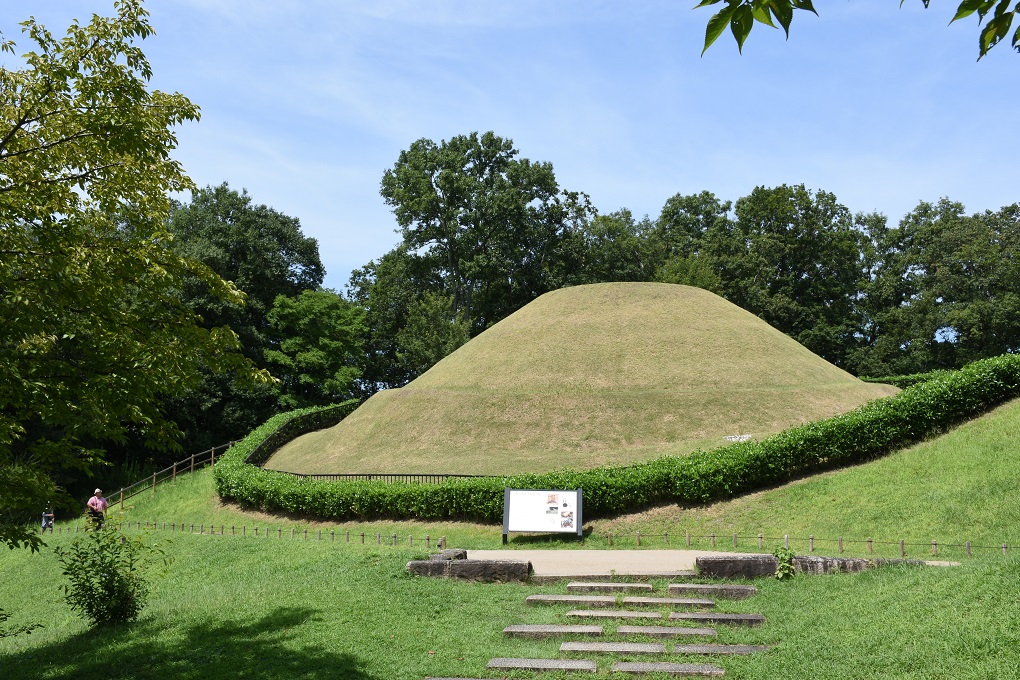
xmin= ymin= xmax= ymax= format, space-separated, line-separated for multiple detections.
xmin=266 ymin=283 xmax=897 ymax=475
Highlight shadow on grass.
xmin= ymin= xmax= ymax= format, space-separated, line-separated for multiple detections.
xmin=508 ymin=527 xmax=592 ymax=546
xmin=6 ymin=607 xmax=372 ymax=679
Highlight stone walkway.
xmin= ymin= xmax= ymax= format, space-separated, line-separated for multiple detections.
xmin=424 ymin=579 xmax=768 ymax=678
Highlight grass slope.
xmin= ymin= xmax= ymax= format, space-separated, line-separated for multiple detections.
xmin=269 ymin=283 xmax=896 ymax=474
xmin=3 ymin=400 xmax=1020 ymax=678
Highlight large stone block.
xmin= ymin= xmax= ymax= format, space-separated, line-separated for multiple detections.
xmin=449 ymin=559 xmax=531 ymax=582
xmin=695 ymin=554 xmax=778 ymax=579
xmin=406 ymin=560 xmax=450 ymax=578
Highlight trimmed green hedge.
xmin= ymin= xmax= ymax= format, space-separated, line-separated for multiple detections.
xmin=860 ymin=369 xmax=955 ymax=389
xmin=214 ymin=354 xmax=1020 ymax=523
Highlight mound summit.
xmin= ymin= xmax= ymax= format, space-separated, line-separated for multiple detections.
xmin=267 ymin=283 xmax=897 ymax=475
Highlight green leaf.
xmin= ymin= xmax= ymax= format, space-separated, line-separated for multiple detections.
xmin=702 ymin=3 xmax=739 ymax=55
xmin=732 ymin=4 xmax=756 ymax=52
xmin=769 ymin=0 xmax=795 ymax=36
xmin=751 ymin=0 xmax=778 ymax=27
xmin=693 ymin=0 xmax=725 ymax=7
xmin=791 ymin=0 xmax=819 ymax=15
xmin=951 ymin=0 xmax=989 ymax=22
xmin=978 ymin=12 xmax=1013 ymax=56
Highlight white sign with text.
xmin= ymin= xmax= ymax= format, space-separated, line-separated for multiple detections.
xmin=502 ymin=488 xmax=582 ymax=542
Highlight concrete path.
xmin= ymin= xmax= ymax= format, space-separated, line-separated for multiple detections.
xmin=467 ymin=549 xmax=761 ymax=578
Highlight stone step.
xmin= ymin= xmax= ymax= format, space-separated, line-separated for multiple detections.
xmin=611 ymin=661 xmax=726 ymax=676
xmin=567 ymin=609 xmax=662 ymax=620
xmin=567 ymin=581 xmax=654 ymax=593
xmin=668 ymin=583 xmax=758 ymax=600
xmin=527 ymin=594 xmax=616 ymax=607
xmin=669 ymin=612 xmax=765 ymax=627
xmin=561 ymin=641 xmax=666 ymax=654
xmin=623 ymin=596 xmax=716 ymax=609
xmin=617 ymin=625 xmax=717 ymax=638
xmin=673 ymin=644 xmax=770 ymax=655
xmin=487 ymin=657 xmax=597 ymax=672
xmin=503 ymin=624 xmax=603 ymax=638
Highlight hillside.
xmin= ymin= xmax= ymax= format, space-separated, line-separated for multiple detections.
xmin=267 ymin=283 xmax=897 ymax=474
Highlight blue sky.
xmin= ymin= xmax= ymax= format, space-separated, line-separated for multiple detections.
xmin=6 ymin=1 xmax=1017 ymax=290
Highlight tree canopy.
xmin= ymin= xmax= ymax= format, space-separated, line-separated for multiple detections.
xmin=696 ymin=0 xmax=1019 ymax=59
xmin=0 ymin=1 xmax=268 ymax=550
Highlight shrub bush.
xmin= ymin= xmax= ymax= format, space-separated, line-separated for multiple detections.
xmin=53 ymin=525 xmax=168 ymax=626
xmin=214 ymin=354 xmax=1020 ymax=523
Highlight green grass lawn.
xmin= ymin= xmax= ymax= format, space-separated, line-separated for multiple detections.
xmin=3 ymin=397 xmax=1019 ymax=678
xmin=2 ymin=532 xmax=1018 ymax=678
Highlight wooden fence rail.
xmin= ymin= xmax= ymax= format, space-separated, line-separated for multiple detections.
xmin=41 ymin=520 xmax=1013 ymax=560
xmin=109 ymin=441 xmax=237 ymax=508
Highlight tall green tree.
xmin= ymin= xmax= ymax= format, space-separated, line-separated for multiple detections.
xmin=573 ymin=209 xmax=660 ymax=284
xmin=395 ymin=291 xmax=471 ymax=378
xmin=164 ymin=183 xmax=325 ymax=451
xmin=705 ymin=184 xmax=867 ymax=366
xmin=265 ymin=289 xmax=366 ymax=410
xmin=380 ymin=131 xmax=594 ymax=333
xmin=0 ymin=2 xmax=267 ymax=550
xmin=852 ymin=199 xmax=1020 ymax=375
xmin=348 ymin=246 xmax=442 ymax=390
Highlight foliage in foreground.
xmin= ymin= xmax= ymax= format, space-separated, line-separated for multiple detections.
xmin=215 ymin=353 xmax=1020 ymax=523
xmin=0 ymin=0 xmax=270 ymax=550
xmin=53 ymin=524 xmax=168 ymax=626
xmin=696 ymin=0 xmax=1019 ymax=59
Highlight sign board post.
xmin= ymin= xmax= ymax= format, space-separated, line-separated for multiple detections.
xmin=502 ymin=488 xmax=583 ymax=545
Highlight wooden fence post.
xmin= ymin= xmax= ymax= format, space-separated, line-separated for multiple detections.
xmin=190 ymin=453 xmax=195 ymax=473
xmin=710 ymin=533 xmax=716 ymax=548
xmin=758 ymin=534 xmax=763 ymax=550
xmin=809 ymin=536 xmax=814 ymax=552
xmin=152 ymin=472 xmax=156 ymax=494
xmin=932 ymin=540 xmax=937 ymax=557
xmin=966 ymin=541 xmax=971 ymax=557
xmin=783 ymin=534 xmax=789 ymax=550
xmin=211 ymin=446 xmax=216 ymax=466
xmin=636 ymin=531 xmax=641 ymax=546
xmin=172 ymin=461 xmax=176 ymax=482
xmin=867 ymin=537 xmax=873 ymax=554
xmin=839 ymin=536 xmax=844 ymax=554
xmin=900 ymin=539 xmax=905 ymax=557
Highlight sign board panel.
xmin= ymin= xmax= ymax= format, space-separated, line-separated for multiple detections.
xmin=502 ymin=488 xmax=583 ymax=543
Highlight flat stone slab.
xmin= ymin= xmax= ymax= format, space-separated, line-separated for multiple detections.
xmin=669 ymin=583 xmax=758 ymax=600
xmin=567 ymin=609 xmax=662 ymax=619
xmin=673 ymin=644 xmax=770 ymax=655
xmin=623 ymin=596 xmax=715 ymax=609
xmin=407 ymin=558 xmax=531 ymax=582
xmin=669 ymin=612 xmax=765 ymax=627
xmin=487 ymin=658 xmax=596 ymax=672
xmin=503 ymin=624 xmax=603 ymax=638
xmin=561 ymin=641 xmax=666 ymax=654
xmin=568 ymin=581 xmax=654 ymax=593
xmin=696 ymin=554 xmax=778 ymax=579
xmin=617 ymin=625 xmax=717 ymax=638
xmin=527 ymin=594 xmax=616 ymax=607
xmin=611 ymin=661 xmax=726 ymax=676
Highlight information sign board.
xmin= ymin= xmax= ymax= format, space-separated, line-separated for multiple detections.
xmin=502 ymin=488 xmax=583 ymax=544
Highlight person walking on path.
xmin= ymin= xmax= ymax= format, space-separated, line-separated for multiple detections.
xmin=86 ymin=489 xmax=108 ymax=529
xmin=41 ymin=506 xmax=54 ymax=533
